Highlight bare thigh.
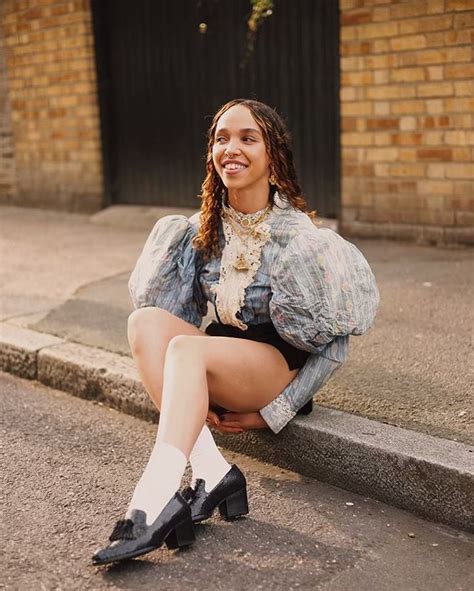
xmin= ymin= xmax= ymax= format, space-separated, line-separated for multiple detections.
xmin=128 ymin=307 xmax=298 ymax=411
xmin=185 ymin=335 xmax=299 ymax=413
xmin=127 ymin=307 xmax=206 ymax=403
xmin=128 ymin=306 xmax=205 ymax=358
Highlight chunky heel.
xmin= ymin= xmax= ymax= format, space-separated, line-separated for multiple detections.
xmin=218 ymin=487 xmax=249 ymax=521
xmin=165 ymin=516 xmax=195 ymax=550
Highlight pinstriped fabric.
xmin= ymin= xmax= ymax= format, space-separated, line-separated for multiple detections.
xmin=269 ymin=227 xmax=380 ymax=352
xmin=128 ymin=194 xmax=379 ymax=433
xmin=128 ymin=215 xmax=207 ymax=327
xmin=259 ymin=350 xmax=345 ymax=433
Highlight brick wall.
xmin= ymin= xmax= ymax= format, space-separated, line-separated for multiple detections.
xmin=339 ymin=0 xmax=474 ymax=244
xmin=0 ymin=30 xmax=17 ymax=201
xmin=0 ymin=0 xmax=103 ymax=212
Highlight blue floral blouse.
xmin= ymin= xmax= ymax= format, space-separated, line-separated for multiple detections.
xmin=128 ymin=194 xmax=380 ymax=433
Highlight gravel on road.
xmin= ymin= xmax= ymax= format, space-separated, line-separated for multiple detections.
xmin=2 ymin=372 xmax=473 ymax=591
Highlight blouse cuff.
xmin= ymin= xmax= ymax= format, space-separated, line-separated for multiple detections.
xmin=259 ymin=397 xmax=296 ymax=434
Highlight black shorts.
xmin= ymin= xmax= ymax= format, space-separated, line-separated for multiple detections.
xmin=204 ymin=321 xmax=310 ymax=371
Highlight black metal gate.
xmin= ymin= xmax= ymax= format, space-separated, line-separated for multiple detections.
xmin=92 ymin=0 xmax=340 ymax=217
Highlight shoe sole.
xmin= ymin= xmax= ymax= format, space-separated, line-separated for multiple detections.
xmin=192 ymin=512 xmax=248 ymax=524
xmin=92 ymin=522 xmax=195 ymax=565
xmin=92 ymin=544 xmax=159 ymax=566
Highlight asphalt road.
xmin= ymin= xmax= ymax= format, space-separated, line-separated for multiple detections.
xmin=1 ymin=372 xmax=473 ymax=591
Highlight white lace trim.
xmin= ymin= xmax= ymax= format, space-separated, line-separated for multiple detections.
xmin=211 ymin=207 xmax=272 ymax=330
xmin=259 ymin=396 xmax=296 ymax=433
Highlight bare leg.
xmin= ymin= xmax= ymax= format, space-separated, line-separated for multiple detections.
xmin=127 ymin=307 xmax=204 ymax=411
xmin=156 ymin=336 xmax=209 ymax=456
xmin=155 ymin=333 xmax=299 ymax=455
xmin=126 ymin=308 xmax=298 ymax=524
xmin=126 ymin=308 xmax=231 ymax=522
xmin=127 ymin=306 xmax=298 ymax=415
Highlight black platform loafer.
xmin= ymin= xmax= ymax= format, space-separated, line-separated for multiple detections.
xmin=92 ymin=492 xmax=195 ymax=566
xmin=182 ymin=464 xmax=249 ymax=524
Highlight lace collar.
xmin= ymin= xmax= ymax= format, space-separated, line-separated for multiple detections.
xmin=222 ymin=200 xmax=271 ymax=226
xmin=211 ymin=196 xmax=275 ymax=330
xmin=221 ymin=190 xmax=290 ymax=224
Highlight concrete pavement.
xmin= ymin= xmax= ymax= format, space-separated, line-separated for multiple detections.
xmin=1 ymin=205 xmax=473 ymax=531
xmin=2 ymin=373 xmax=473 ymax=591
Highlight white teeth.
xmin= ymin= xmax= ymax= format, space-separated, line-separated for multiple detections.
xmin=224 ymin=163 xmax=246 ymax=170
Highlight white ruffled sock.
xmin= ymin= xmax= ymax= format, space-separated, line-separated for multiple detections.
xmin=189 ymin=425 xmax=232 ymax=492
xmin=126 ymin=440 xmax=187 ymax=525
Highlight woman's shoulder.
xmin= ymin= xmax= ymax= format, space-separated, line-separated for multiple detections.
xmin=269 ymin=199 xmax=315 ymax=247
xmin=138 ymin=213 xmax=202 ymax=261
xmin=149 ymin=212 xmax=201 ymax=239
xmin=188 ymin=211 xmax=201 ymax=232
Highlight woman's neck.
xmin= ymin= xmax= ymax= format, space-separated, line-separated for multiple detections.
xmin=226 ymin=187 xmax=271 ymax=214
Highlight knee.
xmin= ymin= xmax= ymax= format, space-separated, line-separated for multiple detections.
xmin=166 ymin=335 xmax=203 ymax=363
xmin=127 ymin=307 xmax=169 ymax=353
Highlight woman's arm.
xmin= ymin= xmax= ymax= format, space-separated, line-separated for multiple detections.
xmin=258 ymin=351 xmax=343 ymax=433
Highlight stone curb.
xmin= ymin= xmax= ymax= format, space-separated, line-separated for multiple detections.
xmin=341 ymin=219 xmax=474 ymax=246
xmin=1 ymin=322 xmax=473 ymax=532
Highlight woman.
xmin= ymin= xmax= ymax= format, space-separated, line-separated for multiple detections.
xmin=92 ymin=99 xmax=379 ymax=565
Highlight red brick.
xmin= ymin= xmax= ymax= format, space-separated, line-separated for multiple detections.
xmin=445 ymin=64 xmax=474 ymax=80
xmin=446 ymin=0 xmax=474 ymax=9
xmin=444 ymin=29 xmax=474 ymax=45
xmin=392 ymin=133 xmax=424 ymax=146
xmin=51 ymin=4 xmax=71 ymax=17
xmin=453 ymin=13 xmax=474 ymax=28
xmin=342 ymin=119 xmax=358 ymax=132
xmin=342 ymin=10 xmax=372 ymax=25
xmin=419 ymin=116 xmax=452 ymax=129
xmin=390 ymin=0 xmax=445 ymax=19
xmin=24 ymin=7 xmax=43 ymax=19
xmin=341 ymin=41 xmax=372 ymax=56
xmin=367 ymin=118 xmax=399 ymax=130
xmin=417 ymin=148 xmax=453 ymax=162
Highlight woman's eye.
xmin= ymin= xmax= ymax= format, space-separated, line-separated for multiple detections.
xmin=215 ymin=136 xmax=255 ymax=144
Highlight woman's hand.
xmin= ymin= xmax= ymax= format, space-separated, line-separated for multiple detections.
xmin=206 ymin=410 xmax=269 ymax=434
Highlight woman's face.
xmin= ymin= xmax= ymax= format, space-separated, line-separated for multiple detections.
xmin=212 ymin=104 xmax=271 ymax=192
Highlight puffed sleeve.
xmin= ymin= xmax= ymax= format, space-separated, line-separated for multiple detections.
xmin=128 ymin=215 xmax=207 ymax=327
xmin=269 ymin=227 xmax=379 ymax=353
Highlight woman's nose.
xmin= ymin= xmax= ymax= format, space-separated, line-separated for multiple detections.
xmin=225 ymin=140 xmax=241 ymax=155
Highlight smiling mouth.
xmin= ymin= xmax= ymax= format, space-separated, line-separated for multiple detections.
xmin=223 ymin=163 xmax=248 ymax=171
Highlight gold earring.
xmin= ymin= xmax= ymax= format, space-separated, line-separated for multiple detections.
xmin=269 ymin=173 xmax=277 ymax=186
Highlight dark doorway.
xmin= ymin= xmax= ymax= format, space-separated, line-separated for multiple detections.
xmin=92 ymin=0 xmax=340 ymax=217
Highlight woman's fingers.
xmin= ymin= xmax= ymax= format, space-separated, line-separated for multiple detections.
xmin=221 ymin=412 xmax=250 ymax=427
xmin=206 ymin=410 xmax=221 ymax=427
xmin=205 ymin=410 xmax=243 ymax=433
xmin=220 ymin=412 xmax=241 ymax=423
xmin=220 ymin=412 xmax=268 ymax=430
xmin=215 ymin=418 xmax=242 ymax=427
